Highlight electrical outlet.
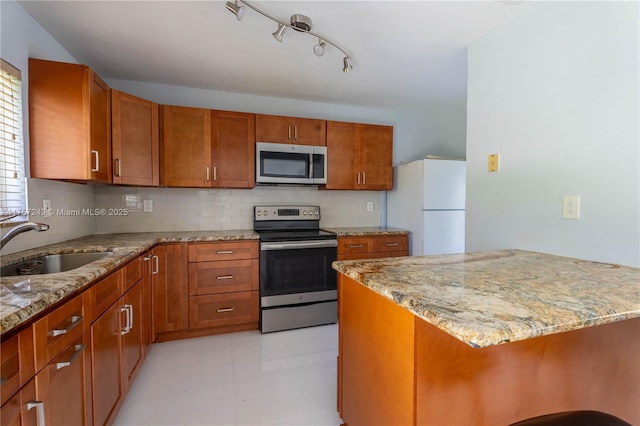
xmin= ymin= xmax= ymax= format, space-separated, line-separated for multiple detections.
xmin=562 ymin=196 xmax=580 ymax=219
xmin=143 ymin=199 xmax=153 ymax=213
xmin=488 ymin=154 xmax=499 ymax=172
xmin=366 ymin=201 xmax=374 ymax=212
xmin=43 ymin=199 xmax=53 ymax=217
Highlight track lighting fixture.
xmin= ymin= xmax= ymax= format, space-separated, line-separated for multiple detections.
xmin=225 ymin=0 xmax=354 ymax=72
xmin=313 ymin=39 xmax=325 ymax=57
xmin=225 ymin=1 xmax=245 ymax=21
xmin=272 ymin=23 xmax=287 ymax=42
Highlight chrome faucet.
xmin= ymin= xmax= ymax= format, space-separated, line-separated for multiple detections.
xmin=1 ymin=222 xmax=50 ymax=250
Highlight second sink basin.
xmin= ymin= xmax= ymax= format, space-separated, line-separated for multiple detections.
xmin=1 ymin=252 xmax=112 ymax=277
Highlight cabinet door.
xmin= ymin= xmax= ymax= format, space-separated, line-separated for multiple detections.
xmin=326 ymin=121 xmax=358 ymax=189
xmin=357 ymin=124 xmax=393 ymax=190
xmin=89 ymin=70 xmax=111 ymax=182
xmin=112 ymin=90 xmax=159 ymax=186
xmin=255 ymin=114 xmax=291 ymax=144
xmin=292 ymin=118 xmax=326 ymax=146
xmin=212 ymin=110 xmax=255 ymax=188
xmin=161 ymin=106 xmax=212 ymax=187
xmin=29 ymin=58 xmax=111 ymax=181
xmin=1 ymin=379 xmax=37 ymax=426
xmin=153 ymin=244 xmax=189 ymax=334
xmin=35 ymin=332 xmax=91 ymax=426
xmin=121 ymin=281 xmax=144 ymax=389
xmin=91 ymin=302 xmax=123 ymax=426
xmin=142 ymin=253 xmax=154 ymax=354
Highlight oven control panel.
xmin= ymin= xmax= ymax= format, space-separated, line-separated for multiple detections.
xmin=254 ymin=205 xmax=320 ymax=220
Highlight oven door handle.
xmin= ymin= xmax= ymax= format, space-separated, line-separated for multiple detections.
xmin=261 ymin=240 xmax=338 ymax=250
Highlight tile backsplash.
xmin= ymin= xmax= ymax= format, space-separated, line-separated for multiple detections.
xmin=1 ymin=178 xmax=97 ymax=254
xmin=96 ymin=185 xmax=384 ymax=233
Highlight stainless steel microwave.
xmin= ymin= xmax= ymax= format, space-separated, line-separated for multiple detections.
xmin=256 ymin=142 xmax=327 ymax=185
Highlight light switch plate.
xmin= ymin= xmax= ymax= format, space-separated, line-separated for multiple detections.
xmin=488 ymin=154 xmax=499 ymax=173
xmin=366 ymin=201 xmax=374 ymax=212
xmin=143 ymin=200 xmax=153 ymax=213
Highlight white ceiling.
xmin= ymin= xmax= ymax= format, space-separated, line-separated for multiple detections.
xmin=18 ymin=1 xmax=535 ymax=113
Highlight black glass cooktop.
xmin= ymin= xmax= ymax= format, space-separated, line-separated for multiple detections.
xmin=256 ymin=229 xmax=337 ymax=242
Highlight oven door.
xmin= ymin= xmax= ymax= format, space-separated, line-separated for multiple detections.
xmin=259 ymin=240 xmax=337 ymax=297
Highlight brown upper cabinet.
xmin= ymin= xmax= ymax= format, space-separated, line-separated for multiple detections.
xmin=161 ymin=106 xmax=212 ymax=187
xmin=29 ymin=58 xmax=111 ymax=182
xmin=212 ymin=110 xmax=255 ymax=189
xmin=161 ymin=106 xmax=255 ymax=188
xmin=111 ymin=90 xmax=159 ymax=186
xmin=326 ymin=121 xmax=393 ymax=190
xmin=255 ymin=114 xmax=326 ymax=146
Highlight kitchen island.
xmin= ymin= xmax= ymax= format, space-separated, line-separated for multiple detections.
xmin=332 ymin=250 xmax=640 ymax=425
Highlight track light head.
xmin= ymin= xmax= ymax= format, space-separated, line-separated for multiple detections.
xmin=313 ymin=39 xmax=325 ymax=57
xmin=272 ymin=23 xmax=287 ymax=42
xmin=343 ymin=57 xmax=353 ymax=73
xmin=225 ymin=1 xmax=245 ymax=21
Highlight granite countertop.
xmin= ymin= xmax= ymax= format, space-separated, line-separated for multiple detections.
xmin=324 ymin=227 xmax=409 ymax=237
xmin=332 ymin=249 xmax=640 ymax=348
xmin=0 ymin=231 xmax=259 ymax=335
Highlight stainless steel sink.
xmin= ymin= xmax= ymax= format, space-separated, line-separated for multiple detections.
xmin=0 ymin=252 xmax=112 ymax=277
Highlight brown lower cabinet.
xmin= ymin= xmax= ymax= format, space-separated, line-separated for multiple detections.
xmin=35 ymin=332 xmax=91 ymax=426
xmin=337 ymin=234 xmax=409 ymax=260
xmin=1 ymin=241 xmax=260 ymax=425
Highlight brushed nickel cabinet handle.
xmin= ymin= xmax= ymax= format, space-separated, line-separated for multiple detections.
xmin=386 ymin=243 xmax=399 ymax=247
xmin=121 ymin=305 xmax=132 ymax=335
xmin=362 ymin=172 xmax=366 ymax=185
xmin=288 ymin=125 xmax=292 ymax=140
xmin=152 ymin=255 xmax=159 ymax=275
xmin=206 ymin=166 xmax=210 ymax=181
xmin=217 ymin=307 xmax=235 ymax=313
xmin=216 ymin=275 xmax=234 ymax=280
xmin=26 ymin=401 xmax=46 ymax=426
xmin=55 ymin=344 xmax=85 ymax=370
xmin=49 ymin=315 xmax=83 ymax=337
xmin=357 ymin=172 xmax=361 ymax=185
xmin=114 ymin=158 xmax=121 ymax=177
xmin=216 ymin=250 xmax=234 ymax=254
xmin=213 ymin=166 xmax=217 ymax=181
xmin=348 ymin=244 xmax=365 ymax=249
xmin=294 ymin=126 xmax=298 ymax=140
xmin=91 ymin=150 xmax=99 ymax=172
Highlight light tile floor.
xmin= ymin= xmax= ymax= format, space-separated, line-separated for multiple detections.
xmin=114 ymin=324 xmax=342 ymax=426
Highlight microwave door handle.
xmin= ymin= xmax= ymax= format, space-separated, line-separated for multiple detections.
xmin=309 ymin=153 xmax=314 ymax=179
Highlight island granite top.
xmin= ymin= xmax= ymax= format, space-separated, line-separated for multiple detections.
xmin=332 ymin=249 xmax=640 ymax=348
xmin=1 ymin=231 xmax=258 ymax=335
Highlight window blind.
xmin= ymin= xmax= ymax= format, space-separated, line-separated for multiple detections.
xmin=0 ymin=59 xmax=26 ymax=219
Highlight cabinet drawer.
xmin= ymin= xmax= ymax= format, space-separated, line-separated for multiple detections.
xmin=189 ymin=259 xmax=258 ymax=296
xmin=33 ymin=294 xmax=85 ymax=372
xmin=0 ymin=327 xmax=34 ymax=406
xmin=188 ymin=241 xmax=258 ymax=262
xmin=338 ymin=237 xmax=372 ymax=255
xmin=91 ymin=270 xmax=123 ymax=320
xmin=189 ymin=291 xmax=258 ymax=329
xmin=122 ymin=256 xmax=143 ymax=293
xmin=373 ymin=236 xmax=408 ymax=253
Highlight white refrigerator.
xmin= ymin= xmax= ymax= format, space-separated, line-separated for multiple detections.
xmin=387 ymin=158 xmax=466 ymax=256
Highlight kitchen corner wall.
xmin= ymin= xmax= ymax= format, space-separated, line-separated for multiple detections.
xmin=95 ymin=186 xmax=384 ymax=233
xmin=466 ymin=1 xmax=639 ymax=267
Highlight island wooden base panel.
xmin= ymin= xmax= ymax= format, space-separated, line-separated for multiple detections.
xmin=337 ymin=275 xmax=640 ymax=426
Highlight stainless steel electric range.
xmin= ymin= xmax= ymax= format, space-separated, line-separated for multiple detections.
xmin=254 ymin=205 xmax=337 ymax=333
